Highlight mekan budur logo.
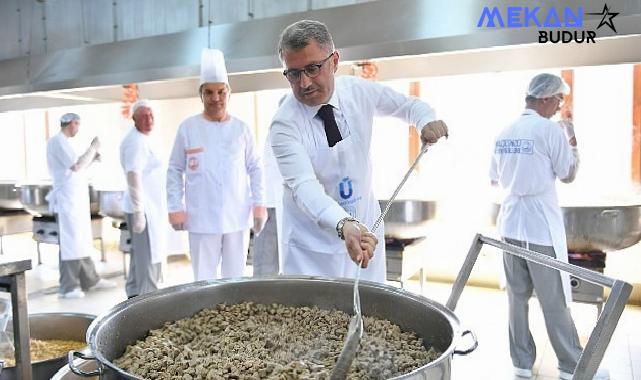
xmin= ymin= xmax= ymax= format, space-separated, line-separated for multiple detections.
xmin=477 ymin=3 xmax=619 ymax=44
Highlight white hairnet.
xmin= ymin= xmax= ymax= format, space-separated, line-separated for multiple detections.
xmin=60 ymin=113 xmax=80 ymax=126
xmin=131 ymin=99 xmax=151 ymax=117
xmin=527 ymin=73 xmax=570 ymax=99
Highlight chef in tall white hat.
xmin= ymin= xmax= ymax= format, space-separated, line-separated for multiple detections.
xmin=167 ymin=49 xmax=266 ymax=281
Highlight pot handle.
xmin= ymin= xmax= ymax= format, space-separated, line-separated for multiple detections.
xmin=453 ymin=330 xmax=478 ymax=356
xmin=600 ymin=209 xmax=620 ymax=218
xmin=68 ymin=350 xmax=102 ymax=377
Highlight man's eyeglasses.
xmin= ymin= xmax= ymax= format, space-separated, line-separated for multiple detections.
xmin=283 ymin=52 xmax=335 ymax=83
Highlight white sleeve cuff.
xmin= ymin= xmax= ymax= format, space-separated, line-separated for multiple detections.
xmin=318 ymin=204 xmax=351 ymax=232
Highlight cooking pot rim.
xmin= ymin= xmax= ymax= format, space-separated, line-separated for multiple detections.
xmin=87 ymin=276 xmax=464 ymax=379
xmin=3 ymin=312 xmax=95 ymax=368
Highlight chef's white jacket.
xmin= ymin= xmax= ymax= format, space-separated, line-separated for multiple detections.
xmin=167 ymin=114 xmax=265 ymax=234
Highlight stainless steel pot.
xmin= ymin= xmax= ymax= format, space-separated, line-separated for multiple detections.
xmin=563 ymin=206 xmax=641 ymax=251
xmin=53 ymin=359 xmax=98 ymax=380
xmin=379 ymin=200 xmax=437 ymax=239
xmin=1 ymin=313 xmax=95 ymax=380
xmin=490 ymin=203 xmax=641 ymax=251
xmin=0 ymin=182 xmax=23 ymax=211
xmin=98 ymin=191 xmax=125 ymax=220
xmin=19 ymin=184 xmax=100 ymax=217
xmin=70 ymin=277 xmax=476 ymax=379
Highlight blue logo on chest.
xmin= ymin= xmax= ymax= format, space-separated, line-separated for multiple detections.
xmin=339 ymin=177 xmax=353 ymax=200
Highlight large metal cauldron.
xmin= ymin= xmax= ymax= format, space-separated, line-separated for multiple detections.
xmin=72 ymin=277 xmax=474 ymax=379
xmin=0 ymin=182 xmax=23 ymax=211
xmin=54 ymin=359 xmax=97 ymax=380
xmin=97 ymin=190 xmax=125 ymax=220
xmin=379 ymin=200 xmax=437 ymax=239
xmin=490 ymin=203 xmax=641 ymax=251
xmin=19 ymin=184 xmax=99 ymax=217
xmin=1 ymin=313 xmax=95 ymax=380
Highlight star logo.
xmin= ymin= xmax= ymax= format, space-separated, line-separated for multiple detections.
xmin=586 ymin=4 xmax=619 ymax=33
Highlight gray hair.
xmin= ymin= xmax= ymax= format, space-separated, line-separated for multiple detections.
xmin=277 ymin=20 xmax=334 ymax=62
xmin=60 ymin=113 xmax=80 ymax=127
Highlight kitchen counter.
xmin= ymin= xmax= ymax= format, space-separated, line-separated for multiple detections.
xmin=0 ymin=257 xmax=32 ymax=379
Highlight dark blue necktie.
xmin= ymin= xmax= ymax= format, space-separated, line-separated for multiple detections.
xmin=317 ymin=104 xmax=342 ymax=147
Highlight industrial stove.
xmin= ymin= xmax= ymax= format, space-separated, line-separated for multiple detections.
xmin=385 ymin=236 xmax=426 ymax=288
xmin=380 ymin=200 xmax=436 ymax=292
xmin=31 ymin=214 xmax=106 ymax=265
xmin=492 ymin=203 xmax=641 ymax=313
xmin=19 ymin=183 xmax=110 ymax=265
xmin=568 ymin=251 xmax=606 ymax=313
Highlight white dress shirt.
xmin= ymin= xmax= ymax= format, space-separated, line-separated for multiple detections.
xmin=271 ymin=75 xmax=435 ymax=233
xmin=490 ymin=109 xmax=579 ymax=245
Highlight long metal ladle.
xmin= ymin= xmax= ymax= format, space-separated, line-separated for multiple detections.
xmin=331 ymin=143 xmax=431 ymax=380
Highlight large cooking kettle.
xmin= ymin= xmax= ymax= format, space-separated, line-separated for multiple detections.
xmin=19 ymin=183 xmax=100 ymax=217
xmin=0 ymin=181 xmax=23 ymax=211
xmin=97 ymin=190 xmax=125 ymax=220
xmin=68 ymin=277 xmax=478 ymax=380
xmin=378 ymin=200 xmax=437 ymax=239
xmin=490 ymin=203 xmax=641 ymax=252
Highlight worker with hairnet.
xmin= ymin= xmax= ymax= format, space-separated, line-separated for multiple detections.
xmin=490 ymin=73 xmax=608 ymax=380
xmin=119 ymin=100 xmax=168 ymax=298
xmin=46 ymin=113 xmax=115 ymax=299
xmin=167 ymin=49 xmax=266 ymax=281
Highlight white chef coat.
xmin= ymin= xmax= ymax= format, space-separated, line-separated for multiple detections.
xmin=120 ymin=127 xmax=169 ymax=263
xmin=490 ymin=108 xmax=579 ymax=303
xmin=46 ymin=132 xmax=93 ymax=261
xmin=271 ymin=75 xmax=436 ymax=282
xmin=167 ymin=115 xmax=265 ymax=234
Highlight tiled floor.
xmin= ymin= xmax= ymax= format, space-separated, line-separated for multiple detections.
xmin=1 ymin=232 xmax=639 ymax=379
xmin=399 ymin=281 xmax=641 ymax=380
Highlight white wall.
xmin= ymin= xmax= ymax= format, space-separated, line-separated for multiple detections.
xmin=401 ymin=65 xmax=641 ymax=301
xmin=0 ymin=112 xmax=26 ymax=180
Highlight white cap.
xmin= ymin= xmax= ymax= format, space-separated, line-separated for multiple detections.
xmin=131 ymin=99 xmax=151 ymax=117
xmin=199 ymin=49 xmax=228 ymax=86
xmin=527 ymin=73 xmax=570 ymax=99
xmin=60 ymin=113 xmax=80 ymax=126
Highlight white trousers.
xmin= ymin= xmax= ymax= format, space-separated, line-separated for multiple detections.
xmin=188 ymin=230 xmax=250 ymax=281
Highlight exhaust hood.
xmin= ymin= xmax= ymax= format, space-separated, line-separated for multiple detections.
xmin=0 ymin=0 xmax=640 ymax=112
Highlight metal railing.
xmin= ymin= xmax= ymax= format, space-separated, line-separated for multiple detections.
xmin=446 ymin=234 xmax=632 ymax=380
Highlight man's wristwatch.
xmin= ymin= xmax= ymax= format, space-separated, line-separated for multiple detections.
xmin=336 ymin=217 xmax=358 ymax=240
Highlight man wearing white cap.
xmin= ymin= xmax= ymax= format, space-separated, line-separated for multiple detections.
xmin=490 ymin=73 xmax=608 ymax=380
xmin=167 ymin=49 xmax=266 ymax=281
xmin=46 ymin=113 xmax=115 ymax=298
xmin=120 ymin=100 xmax=167 ymax=298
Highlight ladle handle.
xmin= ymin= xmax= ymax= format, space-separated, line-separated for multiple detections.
xmin=371 ymin=144 xmax=430 ymax=233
